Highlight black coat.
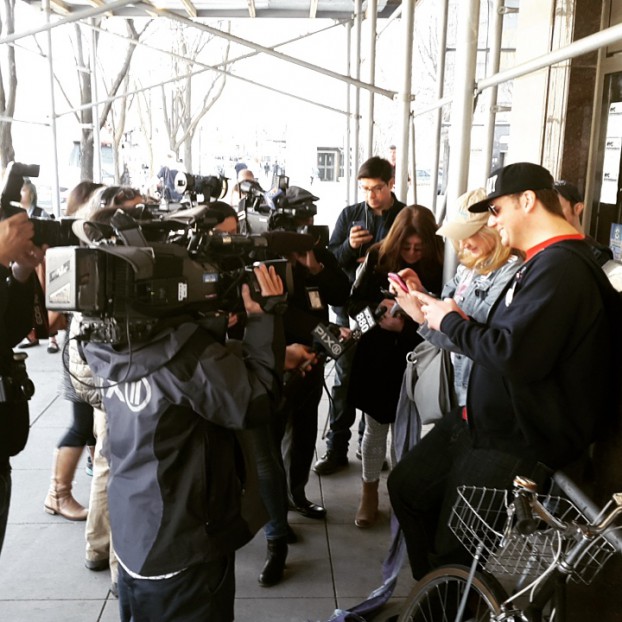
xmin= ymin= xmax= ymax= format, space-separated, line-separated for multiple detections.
xmin=0 ymin=266 xmax=35 ymax=462
xmin=346 ymin=249 xmax=443 ymax=424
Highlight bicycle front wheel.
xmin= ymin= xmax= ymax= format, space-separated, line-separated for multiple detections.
xmin=398 ymin=565 xmax=507 ymax=622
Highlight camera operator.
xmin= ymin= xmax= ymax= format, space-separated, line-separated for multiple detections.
xmin=0 ymin=211 xmax=45 ymax=556
xmin=80 ymin=261 xmax=289 ymax=622
xmin=276 ymin=187 xmax=351 ymax=522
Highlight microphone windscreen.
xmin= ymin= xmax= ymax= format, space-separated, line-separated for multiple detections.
xmin=262 ymin=230 xmax=315 ymax=255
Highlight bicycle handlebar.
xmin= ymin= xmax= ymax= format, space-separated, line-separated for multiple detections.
xmin=512 ymin=473 xmax=622 ymax=554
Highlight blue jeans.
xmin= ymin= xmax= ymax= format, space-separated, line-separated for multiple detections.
xmin=247 ymin=421 xmax=289 ymax=541
xmin=118 ymin=555 xmax=235 ymax=622
xmin=0 ymin=461 xmax=11 ymax=558
xmin=388 ymin=409 xmax=540 ymax=580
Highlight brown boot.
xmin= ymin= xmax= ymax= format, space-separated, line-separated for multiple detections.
xmin=44 ymin=447 xmax=88 ymax=521
xmin=355 ymin=479 xmax=379 ymax=528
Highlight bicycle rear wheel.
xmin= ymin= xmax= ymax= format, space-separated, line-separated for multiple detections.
xmin=398 ymin=565 xmax=507 ymax=622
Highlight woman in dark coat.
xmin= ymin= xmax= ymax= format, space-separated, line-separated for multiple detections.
xmin=347 ymin=205 xmax=444 ymax=528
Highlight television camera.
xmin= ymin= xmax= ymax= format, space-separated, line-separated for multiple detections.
xmin=0 ymin=161 xmax=78 ymax=247
xmin=44 ymin=203 xmax=316 ymax=345
xmin=236 ymin=176 xmax=315 ymax=232
xmin=173 ymin=171 xmax=228 ymax=205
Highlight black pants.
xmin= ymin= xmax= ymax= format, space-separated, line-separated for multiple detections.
xmin=118 ymin=555 xmax=235 ymax=622
xmin=280 ymin=361 xmax=325 ymax=504
xmin=0 ymin=460 xmax=10 ymax=559
xmin=388 ymin=409 xmax=539 ymax=580
xmin=59 ymin=401 xmax=96 ymax=448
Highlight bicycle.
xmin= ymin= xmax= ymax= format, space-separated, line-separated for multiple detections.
xmin=397 ymin=472 xmax=622 ymax=621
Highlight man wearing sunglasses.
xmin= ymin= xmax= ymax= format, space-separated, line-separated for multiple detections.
xmin=389 ymin=162 xmax=622 ymax=580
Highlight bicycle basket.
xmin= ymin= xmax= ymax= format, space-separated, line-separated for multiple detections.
xmin=448 ymin=485 xmax=615 ymax=585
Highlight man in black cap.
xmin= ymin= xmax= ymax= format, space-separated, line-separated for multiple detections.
xmin=554 ymin=179 xmax=613 ymax=267
xmin=388 ymin=162 xmax=622 ymax=580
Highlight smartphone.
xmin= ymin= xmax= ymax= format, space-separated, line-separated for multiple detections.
xmin=388 ymin=272 xmax=409 ymax=293
xmin=352 ymin=219 xmax=367 ymax=231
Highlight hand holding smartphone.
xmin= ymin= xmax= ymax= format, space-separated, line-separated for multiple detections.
xmin=388 ymin=272 xmax=409 ymax=293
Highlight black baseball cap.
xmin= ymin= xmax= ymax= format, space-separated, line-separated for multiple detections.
xmin=554 ymin=180 xmax=583 ymax=205
xmin=468 ymin=162 xmax=555 ymax=213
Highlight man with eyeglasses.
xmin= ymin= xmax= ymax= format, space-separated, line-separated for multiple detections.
xmin=387 ymin=161 xmax=622 ymax=580
xmin=313 ymin=156 xmax=405 ymax=476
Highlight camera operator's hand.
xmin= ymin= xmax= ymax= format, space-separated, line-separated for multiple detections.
xmin=241 ymin=264 xmax=284 ymax=315
xmin=285 ymin=344 xmax=317 ymax=375
xmin=0 ymin=212 xmax=36 ymax=269
xmin=293 ymin=250 xmax=324 ymax=275
xmin=349 ymin=224 xmax=373 ymax=250
xmin=11 ymin=245 xmax=46 ymax=283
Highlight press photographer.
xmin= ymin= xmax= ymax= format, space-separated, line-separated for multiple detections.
xmin=273 ymin=186 xmax=350 ymax=527
xmin=0 ymin=202 xmax=45 ymax=557
xmin=48 ymin=197 xmax=313 ymax=619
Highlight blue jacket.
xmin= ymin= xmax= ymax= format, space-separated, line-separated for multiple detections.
xmin=418 ymin=255 xmax=522 ymax=406
xmin=84 ymin=314 xmax=284 ymax=576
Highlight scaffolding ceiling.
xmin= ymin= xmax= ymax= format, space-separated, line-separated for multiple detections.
xmin=25 ymin=0 xmax=403 ymax=20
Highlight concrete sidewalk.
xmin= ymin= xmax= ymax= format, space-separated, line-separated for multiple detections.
xmin=0 ymin=333 xmax=414 ymax=621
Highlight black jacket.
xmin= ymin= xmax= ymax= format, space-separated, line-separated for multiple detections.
xmin=441 ymin=240 xmax=622 ymax=469
xmin=346 ymin=247 xmax=443 ymax=424
xmin=282 ymin=245 xmax=350 ymax=346
xmin=328 ymin=196 xmax=406 ymax=283
xmin=0 ymin=266 xmax=35 ymax=462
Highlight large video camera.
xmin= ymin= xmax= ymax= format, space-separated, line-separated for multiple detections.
xmin=45 ymin=204 xmax=314 ymax=345
xmin=173 ymin=171 xmax=228 ymax=205
xmin=0 ymin=162 xmax=78 ymax=247
xmin=237 ymin=175 xmax=320 ymax=236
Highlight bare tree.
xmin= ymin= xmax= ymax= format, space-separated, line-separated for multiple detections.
xmin=52 ymin=19 xmax=149 ymax=182
xmin=160 ymin=22 xmax=231 ymax=172
xmin=0 ymin=0 xmax=17 ymax=171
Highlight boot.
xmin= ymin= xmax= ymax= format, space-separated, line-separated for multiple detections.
xmin=258 ymin=537 xmax=288 ymax=587
xmin=355 ymin=479 xmax=379 ymax=528
xmin=44 ymin=447 xmax=88 ymax=521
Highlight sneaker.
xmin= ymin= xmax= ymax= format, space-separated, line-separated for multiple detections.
xmin=86 ymin=454 xmax=93 ymax=477
xmin=312 ymin=451 xmax=348 ymax=475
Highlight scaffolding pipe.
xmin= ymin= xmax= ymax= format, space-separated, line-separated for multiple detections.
xmin=430 ymin=0 xmax=449 ymax=212
xmin=140 ymin=1 xmax=397 ymax=100
xmin=0 ymin=0 xmax=135 ymax=45
xmin=477 ymin=20 xmax=622 ymax=92
xmin=345 ymin=20 xmax=352 ymax=205
xmin=44 ymin=0 xmax=61 ymax=216
xmin=396 ymin=0 xmax=415 ymax=202
xmin=366 ymin=0 xmax=378 ymax=158
xmin=410 ymin=113 xmax=417 ymax=204
xmin=443 ymin=0 xmax=481 ymax=282
xmin=353 ymin=0 xmax=362 ymax=203
xmin=91 ymin=21 xmax=102 ymax=184
xmin=481 ymin=0 xmax=504 ymax=178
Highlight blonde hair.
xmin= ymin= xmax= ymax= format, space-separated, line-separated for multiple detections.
xmin=458 ymin=226 xmax=514 ymax=275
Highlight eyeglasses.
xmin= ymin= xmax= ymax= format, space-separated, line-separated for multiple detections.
xmin=359 ymin=183 xmax=387 ymax=195
xmin=487 ymin=202 xmax=501 ymax=216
